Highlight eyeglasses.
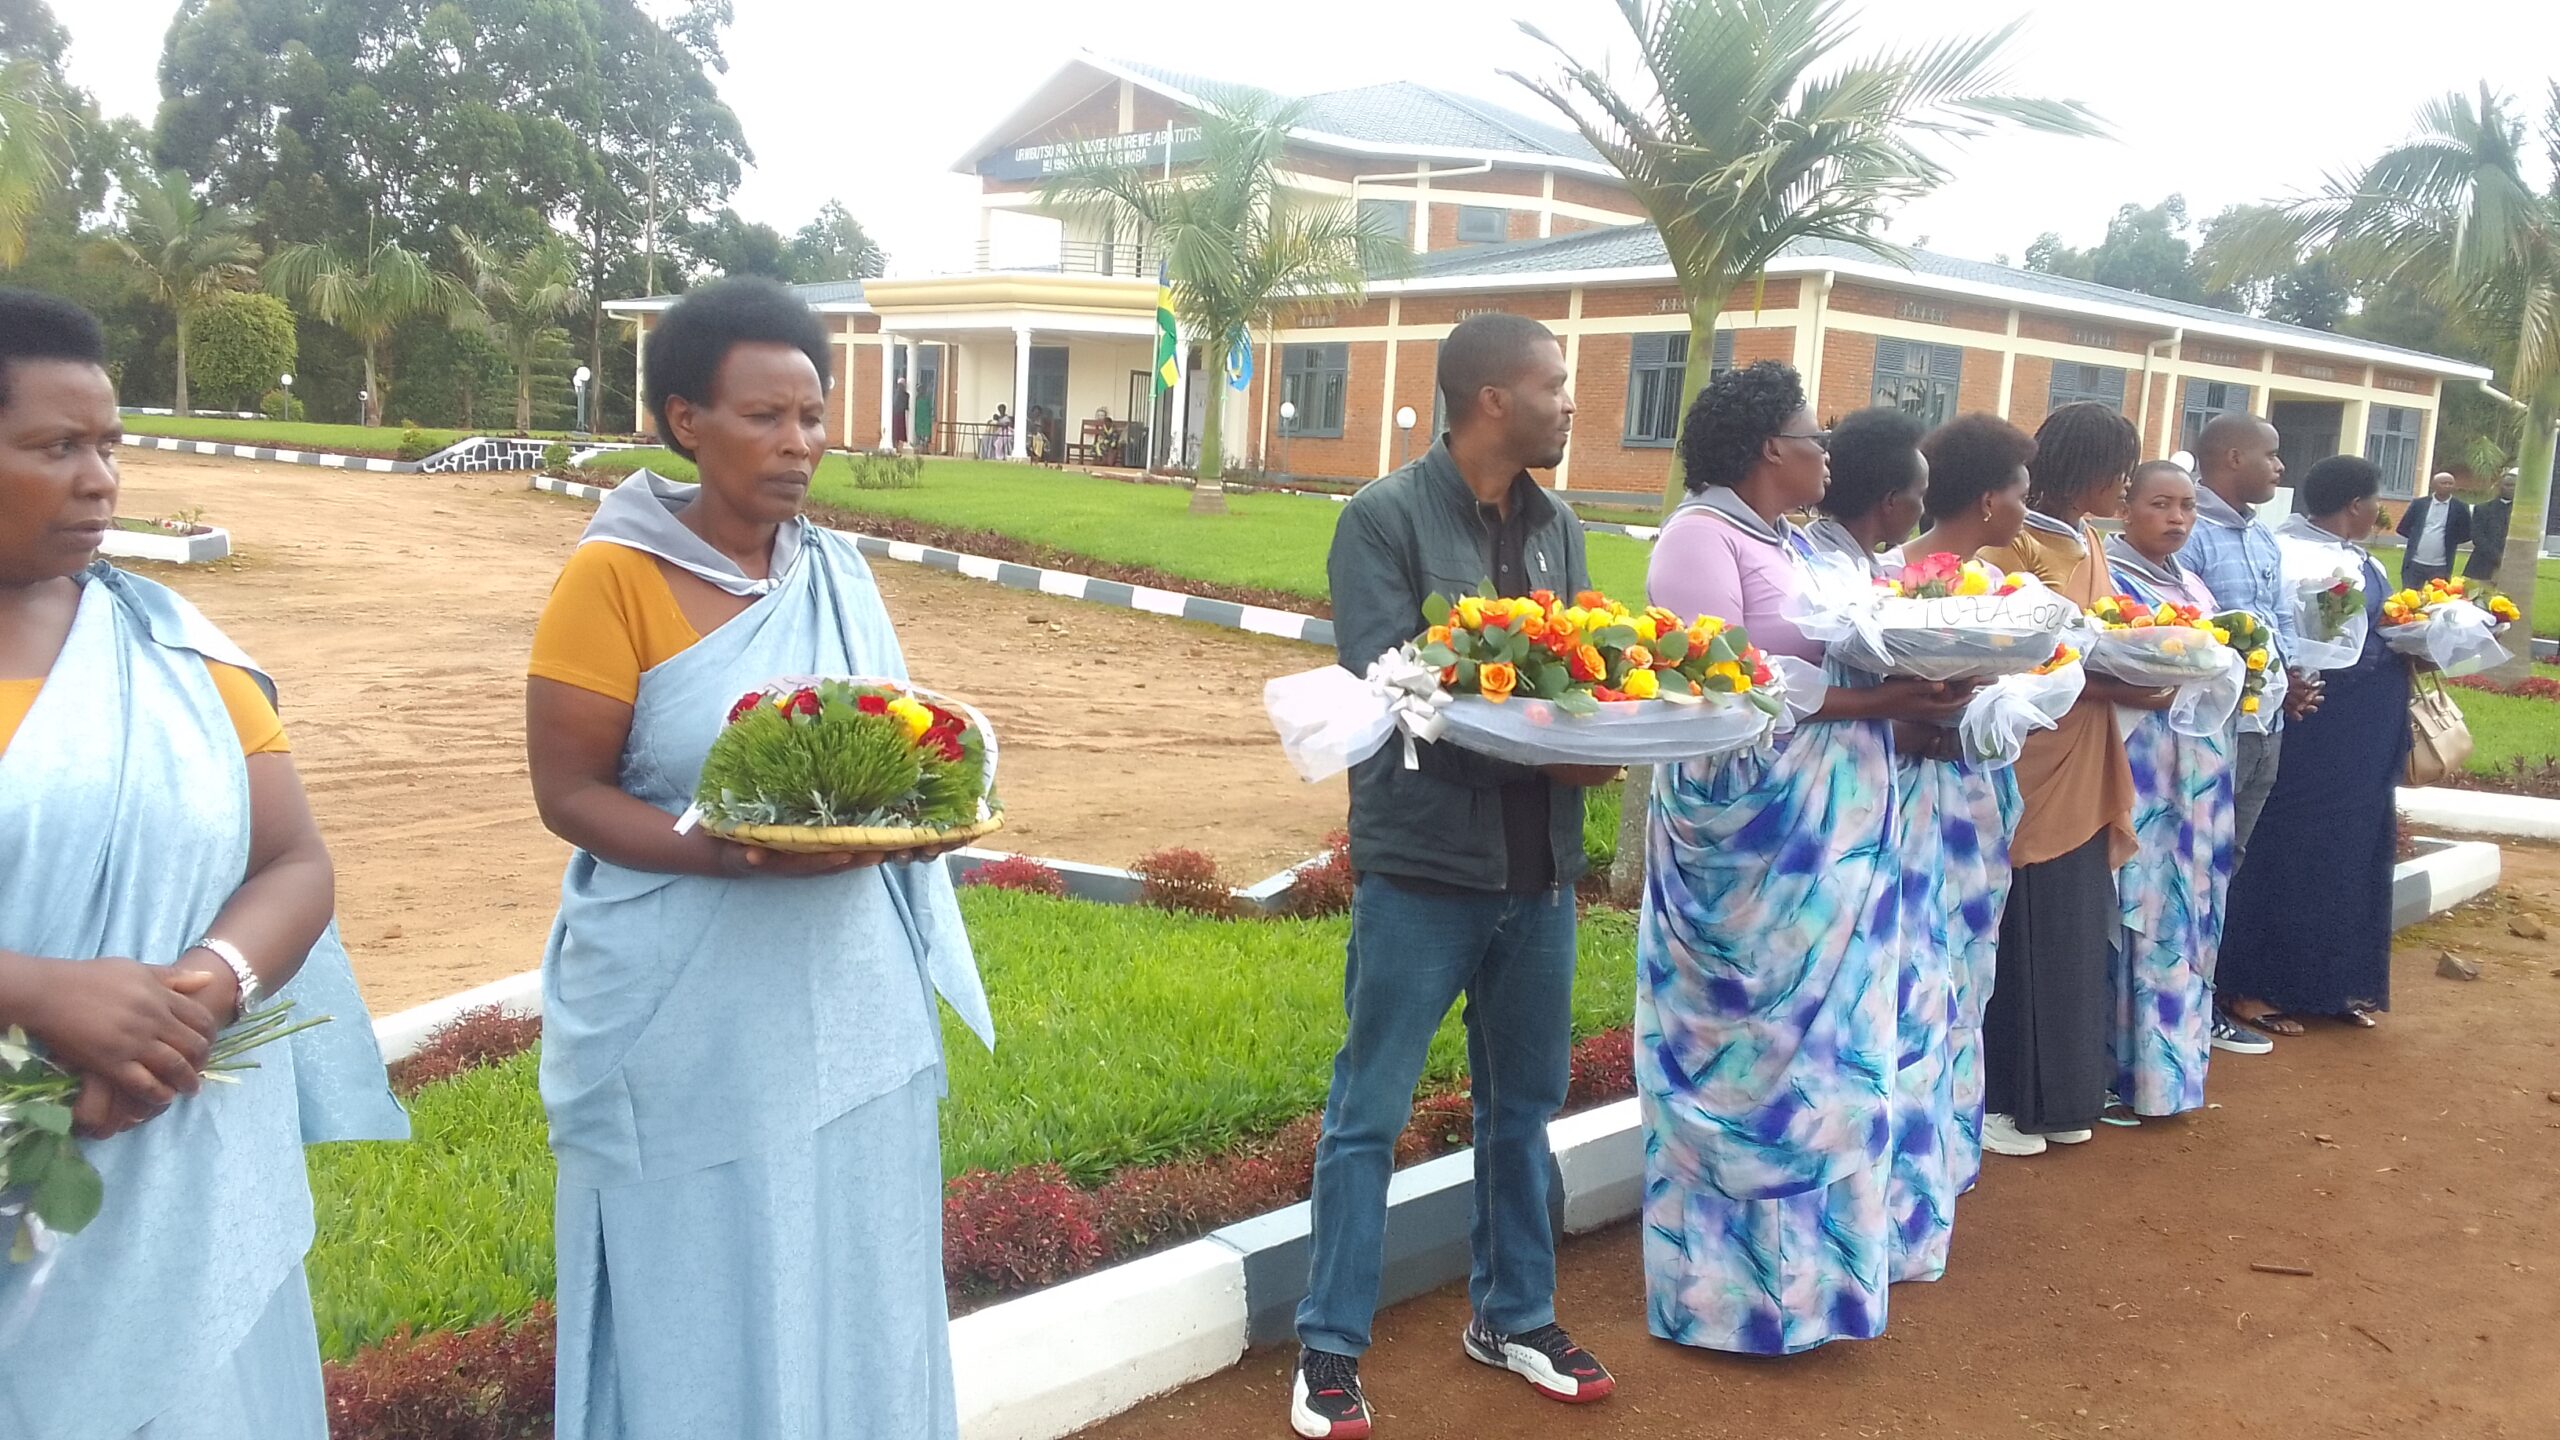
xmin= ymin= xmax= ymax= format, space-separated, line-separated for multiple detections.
xmin=1777 ymin=429 xmax=1833 ymax=452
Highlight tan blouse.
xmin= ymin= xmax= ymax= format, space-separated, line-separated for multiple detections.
xmin=1979 ymin=520 xmax=2137 ymax=869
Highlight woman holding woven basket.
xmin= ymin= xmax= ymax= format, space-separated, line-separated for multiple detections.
xmin=525 ymin=277 xmax=993 ymax=1440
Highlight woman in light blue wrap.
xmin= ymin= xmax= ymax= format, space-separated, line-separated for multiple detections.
xmin=1637 ymin=363 xmax=1976 ymax=1356
xmin=0 ymin=290 xmax=405 ymax=1440
xmin=525 ymin=278 xmax=993 ymax=1440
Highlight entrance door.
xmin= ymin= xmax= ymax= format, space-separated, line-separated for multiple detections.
xmin=2268 ymin=399 xmax=2342 ymax=484
xmin=1027 ymin=346 xmax=1068 ymax=460
xmin=894 ymin=347 xmax=945 ymax=453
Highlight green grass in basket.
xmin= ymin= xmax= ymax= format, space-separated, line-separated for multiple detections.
xmin=582 ymin=449 xmax=1656 ymax=608
xmin=303 ymin=891 xmax=1639 ymax=1359
xmin=695 ymin=684 xmax=983 ymax=829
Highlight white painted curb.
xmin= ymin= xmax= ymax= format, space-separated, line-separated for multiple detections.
xmin=99 ymin=525 xmax=230 ymax=564
xmin=2404 ymin=836 xmax=2503 ymax=914
xmin=952 ymin=1240 xmax=1247 ymax=1440
xmin=2398 ymin=786 xmax=2560 ymax=841
xmin=1550 ymin=1097 xmax=1643 ymax=1236
xmin=370 ymin=968 xmax=541 ymax=1063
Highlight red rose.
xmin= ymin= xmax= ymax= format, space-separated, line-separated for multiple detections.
xmin=786 ymin=689 xmax=822 ymax=719
xmin=856 ymin=694 xmax=888 ymax=716
xmin=728 ymin=692 xmax=764 ymax=724
xmin=1752 ymin=658 xmax=1775 ymax=686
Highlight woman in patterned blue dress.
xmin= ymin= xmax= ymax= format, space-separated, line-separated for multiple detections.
xmin=1638 ymin=364 xmax=1977 ymax=1356
xmin=2102 ymin=462 xmax=2237 ymax=1118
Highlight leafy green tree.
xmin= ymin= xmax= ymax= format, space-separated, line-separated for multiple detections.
xmin=1044 ymin=88 xmax=1407 ymax=484
xmin=0 ymin=56 xmax=73 ymax=266
xmin=184 ymin=290 xmax=297 ymax=411
xmin=681 ymin=207 xmax=791 ymax=281
xmin=101 ymin=169 xmax=260 ymax=413
xmin=789 ymin=199 xmax=884 ymax=282
xmin=2217 ymin=83 xmax=2560 ymax=678
xmin=454 ymin=227 xmax=587 ymax=429
xmin=2027 ymin=196 xmax=2242 ymax=307
xmin=1513 ymin=0 xmax=2105 ymax=508
xmin=265 ymin=235 xmax=472 ymax=425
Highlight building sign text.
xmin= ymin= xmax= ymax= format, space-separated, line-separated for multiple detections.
xmin=978 ymin=126 xmax=1207 ymax=182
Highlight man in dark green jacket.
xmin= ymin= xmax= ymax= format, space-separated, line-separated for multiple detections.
xmin=1288 ymin=314 xmax=1619 ymax=1440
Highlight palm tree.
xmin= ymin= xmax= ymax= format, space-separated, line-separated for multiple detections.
xmin=0 ymin=57 xmax=75 ymax=268
xmin=1510 ymin=0 xmax=2106 ymax=509
xmin=266 ymin=235 xmax=472 ymax=426
xmin=2210 ymin=83 xmax=2559 ymax=682
xmin=102 ymin=170 xmax=260 ymax=415
xmin=1043 ymin=89 xmax=1409 ymax=493
xmin=453 ymin=228 xmax=588 ymax=431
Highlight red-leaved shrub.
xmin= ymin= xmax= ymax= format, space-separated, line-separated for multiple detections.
xmin=960 ymin=854 xmax=1069 ymax=896
xmin=2446 ymin=755 xmax=2560 ymax=800
xmin=1285 ymin=831 xmax=1355 ymax=918
xmin=1565 ymin=1028 xmax=1635 ymax=1109
xmin=323 ymin=1303 xmax=555 ymax=1440
xmin=385 ymin=1007 xmax=544 ymax=1095
xmin=1131 ymin=847 xmax=1233 ymax=917
xmin=1093 ymin=1152 xmax=1300 ymax=1254
xmin=2454 ymin=673 xmax=2560 ymax=703
xmin=1394 ymin=1091 xmax=1476 ymax=1166
xmin=942 ymin=1164 xmax=1109 ymax=1299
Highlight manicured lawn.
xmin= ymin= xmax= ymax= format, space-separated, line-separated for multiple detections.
xmin=2453 ymin=664 xmax=2560 ymax=773
xmin=582 ymin=449 xmax=1656 ymax=605
xmin=121 ymin=416 xmax=471 ymax=454
xmin=303 ymin=889 xmax=1639 ymax=1359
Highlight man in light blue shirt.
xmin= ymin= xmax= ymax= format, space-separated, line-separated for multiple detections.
xmin=2177 ymin=411 xmax=2323 ymax=1049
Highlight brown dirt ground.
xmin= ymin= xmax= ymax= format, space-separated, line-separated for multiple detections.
xmin=1080 ymin=844 xmax=2560 ymax=1440
xmin=111 ymin=449 xmax=1345 ymax=1012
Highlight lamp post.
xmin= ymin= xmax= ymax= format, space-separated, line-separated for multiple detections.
xmin=1277 ymin=399 xmax=1296 ymax=482
xmin=356 ymin=389 xmax=368 ymax=427
xmin=573 ymin=365 xmax=593 ymax=439
xmin=1395 ymin=404 xmax=1417 ymax=469
xmin=277 ymin=372 xmax=292 ymax=421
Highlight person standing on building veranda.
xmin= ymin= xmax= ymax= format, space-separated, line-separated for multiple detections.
xmin=2175 ymin=412 xmax=2319 ymax=1048
xmin=2465 ymin=469 xmax=2517 ymax=584
xmin=2395 ymin=470 xmax=2471 ymax=590
xmin=1292 ymin=313 xmax=1617 ymax=1439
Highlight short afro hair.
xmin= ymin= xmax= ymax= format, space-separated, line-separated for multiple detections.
xmin=1918 ymin=413 xmax=2036 ymax=522
xmin=0 ymin=288 xmax=107 ymax=415
xmin=1436 ymin=312 xmax=1560 ymax=426
xmin=2298 ymin=453 xmax=2381 ymax=517
xmin=2127 ymin=458 xmax=2193 ymax=499
xmin=1817 ymin=405 xmax=1928 ymax=521
xmin=1677 ymin=360 xmax=1805 ymax=493
xmin=2027 ymin=402 xmax=2140 ymax=515
xmin=644 ymin=277 xmax=832 ymax=461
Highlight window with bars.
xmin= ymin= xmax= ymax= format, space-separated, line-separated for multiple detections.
xmin=2048 ymin=362 xmax=2127 ymax=413
xmin=1280 ymin=344 xmax=1349 ymax=439
xmin=2180 ymin=379 xmax=2252 ymax=451
xmin=1870 ymin=339 xmax=1964 ymax=426
xmin=1623 ymin=331 xmax=1736 ymax=445
xmin=2366 ymin=404 xmax=2423 ymax=497
xmin=1455 ymin=206 xmax=1507 ymax=244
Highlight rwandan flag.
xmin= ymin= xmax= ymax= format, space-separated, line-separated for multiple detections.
xmin=1153 ymin=265 xmax=1180 ymax=393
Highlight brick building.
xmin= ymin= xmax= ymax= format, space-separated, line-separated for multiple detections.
xmin=607 ymin=51 xmax=2488 ymax=500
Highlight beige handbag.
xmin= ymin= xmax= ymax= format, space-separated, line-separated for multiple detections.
xmin=2405 ymin=669 xmax=2473 ymax=787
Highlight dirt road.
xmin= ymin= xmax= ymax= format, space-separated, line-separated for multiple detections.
xmin=114 ymin=450 xmax=1346 ymax=1011
xmin=1081 ymin=846 xmax=2560 ymax=1440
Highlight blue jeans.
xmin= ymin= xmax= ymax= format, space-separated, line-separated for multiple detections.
xmin=1295 ymin=875 xmax=1578 ymax=1357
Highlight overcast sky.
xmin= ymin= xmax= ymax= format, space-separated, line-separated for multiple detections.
xmin=60 ymin=0 xmax=2560 ymax=278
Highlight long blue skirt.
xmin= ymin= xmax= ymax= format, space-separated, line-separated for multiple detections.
xmin=553 ymin=1069 xmax=955 ymax=1440
xmin=132 ymin=1264 xmax=326 ymax=1440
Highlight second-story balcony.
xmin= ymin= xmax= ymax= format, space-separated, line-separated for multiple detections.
xmin=971 ymin=238 xmax=1165 ymax=279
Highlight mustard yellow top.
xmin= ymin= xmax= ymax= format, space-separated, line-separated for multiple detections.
xmin=0 ymin=660 xmax=287 ymax=759
xmin=527 ymin=542 xmax=705 ymax=704
xmin=1979 ymin=521 xmax=2137 ymax=869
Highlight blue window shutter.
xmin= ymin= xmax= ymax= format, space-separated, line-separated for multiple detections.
xmin=1928 ymin=344 xmax=1962 ymax=382
xmin=1631 ymin=333 xmax=1669 ymax=366
xmin=1875 ymin=338 xmax=1908 ymax=375
xmin=1712 ymin=330 xmax=1734 ymax=369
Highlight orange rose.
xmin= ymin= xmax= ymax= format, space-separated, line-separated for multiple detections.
xmin=1426 ymin=625 xmax=1452 ymax=647
xmin=1519 ymin=610 xmax=1548 ymax=640
xmin=1569 ymin=643 xmax=1606 ymax=682
xmin=1530 ymin=588 xmax=1558 ymax=607
xmin=1574 ymin=590 xmax=1608 ymax=610
xmin=1478 ymin=661 xmax=1518 ymax=702
xmin=1623 ymin=645 xmax=1655 ymax=670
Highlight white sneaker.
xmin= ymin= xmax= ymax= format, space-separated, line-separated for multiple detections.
xmin=1982 ymin=1113 xmax=2047 ymax=1156
xmin=2045 ymin=1128 xmax=2094 ymax=1145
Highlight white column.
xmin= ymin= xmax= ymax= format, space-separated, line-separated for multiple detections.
xmin=1164 ymin=327 xmax=1189 ymax=470
xmin=1011 ymin=327 xmax=1033 ymax=461
xmin=876 ymin=331 xmax=898 ymax=451
xmin=903 ymin=339 xmax=922 ymax=450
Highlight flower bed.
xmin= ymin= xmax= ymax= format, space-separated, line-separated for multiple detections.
xmin=305 ymin=889 xmax=1640 ymax=1367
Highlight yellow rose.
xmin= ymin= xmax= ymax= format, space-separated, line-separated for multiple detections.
xmin=2241 ymin=695 xmax=2261 ymax=715
xmin=1621 ymin=668 xmax=1659 ymax=699
xmin=2209 ymin=626 xmax=2231 ymax=645
xmin=1426 ymin=625 xmax=1452 ymax=647
xmin=1705 ymin=659 xmax=1746 ymax=690
xmin=2246 ymin=648 xmax=2268 ymax=672
xmin=1693 ymin=615 xmax=1725 ymax=639
xmin=1455 ymin=596 xmax=1486 ymax=629
xmin=1632 ymin=616 xmax=1659 ymax=643
xmin=1955 ymin=567 xmax=1991 ymax=597
xmin=2005 ymin=571 xmax=2037 ymax=591
xmin=885 ymin=696 xmax=933 ymax=739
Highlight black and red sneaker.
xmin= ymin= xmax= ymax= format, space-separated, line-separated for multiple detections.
xmin=1289 ymin=1347 xmax=1372 ymax=1438
xmin=1461 ymin=1321 xmax=1616 ymax=1404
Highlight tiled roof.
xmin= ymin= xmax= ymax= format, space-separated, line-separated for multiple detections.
xmin=1393 ymin=226 xmax=2476 ymax=372
xmin=1103 ymin=56 xmax=1601 ymax=165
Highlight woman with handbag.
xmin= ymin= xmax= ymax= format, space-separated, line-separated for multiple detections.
xmin=2218 ymin=455 xmax=2411 ymax=1035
